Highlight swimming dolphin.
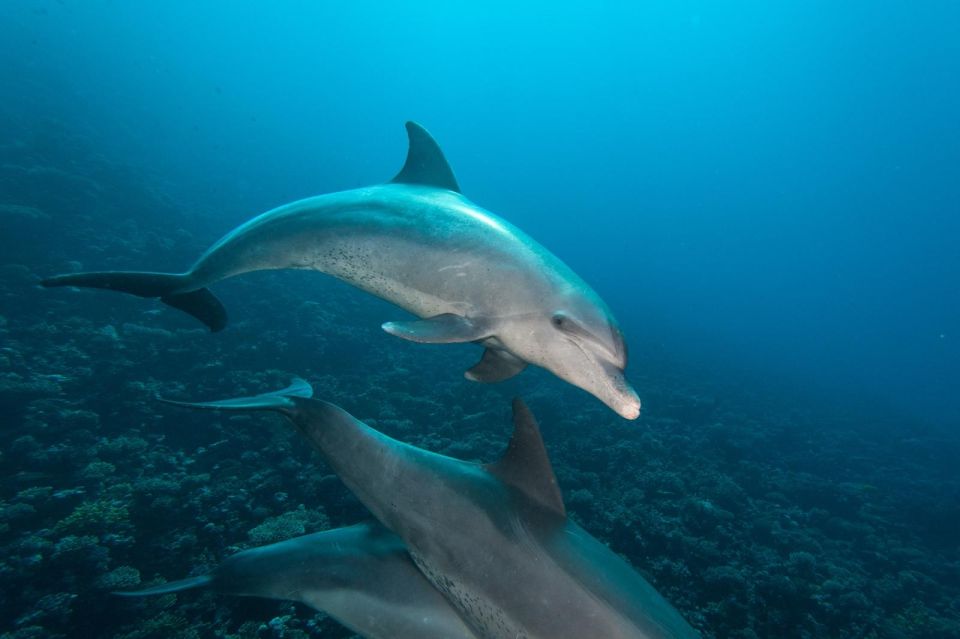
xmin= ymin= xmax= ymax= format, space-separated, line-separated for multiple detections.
xmin=117 ymin=521 xmax=479 ymax=639
xmin=41 ymin=123 xmax=640 ymax=419
xmin=164 ymin=379 xmax=699 ymax=638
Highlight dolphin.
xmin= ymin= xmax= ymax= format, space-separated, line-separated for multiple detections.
xmin=116 ymin=521 xmax=479 ymax=639
xmin=163 ymin=379 xmax=700 ymax=638
xmin=41 ymin=123 xmax=640 ymax=419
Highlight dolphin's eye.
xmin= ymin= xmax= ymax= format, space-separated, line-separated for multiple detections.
xmin=551 ymin=312 xmax=599 ymax=343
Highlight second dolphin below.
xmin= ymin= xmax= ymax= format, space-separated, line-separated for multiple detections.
xmin=42 ymin=123 xmax=641 ymax=419
xmin=148 ymin=380 xmax=698 ymax=638
xmin=117 ymin=522 xmax=479 ymax=639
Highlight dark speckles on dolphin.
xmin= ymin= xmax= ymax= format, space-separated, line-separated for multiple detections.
xmin=41 ymin=122 xmax=641 ymax=418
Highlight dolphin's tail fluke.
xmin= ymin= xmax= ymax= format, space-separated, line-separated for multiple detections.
xmin=159 ymin=378 xmax=314 ymax=413
xmin=41 ymin=271 xmax=227 ymax=332
xmin=114 ymin=575 xmax=212 ymax=597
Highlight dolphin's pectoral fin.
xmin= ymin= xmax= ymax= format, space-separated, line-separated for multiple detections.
xmin=487 ymin=399 xmax=567 ymax=518
xmin=465 ymin=349 xmax=527 ymax=383
xmin=389 ymin=122 xmax=461 ymax=193
xmin=114 ymin=575 xmax=212 ymax=597
xmin=381 ymin=314 xmax=487 ymax=344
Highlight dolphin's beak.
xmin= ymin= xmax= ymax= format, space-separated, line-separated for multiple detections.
xmin=609 ymin=384 xmax=641 ymax=420
xmin=600 ymin=362 xmax=641 ymax=420
xmin=616 ymin=395 xmax=641 ymax=420
xmin=545 ymin=342 xmax=641 ymax=419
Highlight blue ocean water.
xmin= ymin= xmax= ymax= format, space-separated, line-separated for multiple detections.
xmin=0 ymin=2 xmax=957 ymax=638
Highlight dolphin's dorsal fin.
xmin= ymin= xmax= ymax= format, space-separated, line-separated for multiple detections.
xmin=390 ymin=121 xmax=461 ymax=193
xmin=487 ymin=398 xmax=566 ymax=518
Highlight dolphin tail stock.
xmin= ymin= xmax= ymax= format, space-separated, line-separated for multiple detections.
xmin=158 ymin=377 xmax=314 ymax=413
xmin=113 ymin=575 xmax=212 ymax=597
xmin=40 ymin=271 xmax=227 ymax=332
xmin=159 ymin=379 xmax=371 ymax=466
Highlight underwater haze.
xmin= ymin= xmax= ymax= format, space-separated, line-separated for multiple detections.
xmin=0 ymin=1 xmax=958 ymax=638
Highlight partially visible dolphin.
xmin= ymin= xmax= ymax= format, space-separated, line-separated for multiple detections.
xmin=117 ymin=522 xmax=479 ymax=639
xmin=41 ymin=123 xmax=641 ymax=419
xmin=164 ymin=379 xmax=699 ymax=638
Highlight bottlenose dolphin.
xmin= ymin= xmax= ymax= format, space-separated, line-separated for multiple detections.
xmin=164 ymin=379 xmax=699 ymax=638
xmin=117 ymin=522 xmax=479 ymax=639
xmin=41 ymin=123 xmax=640 ymax=418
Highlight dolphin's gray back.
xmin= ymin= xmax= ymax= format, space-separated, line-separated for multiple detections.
xmin=184 ymin=184 xmax=586 ymax=321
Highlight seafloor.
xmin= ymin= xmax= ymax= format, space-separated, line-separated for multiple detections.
xmin=0 ymin=119 xmax=958 ymax=639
